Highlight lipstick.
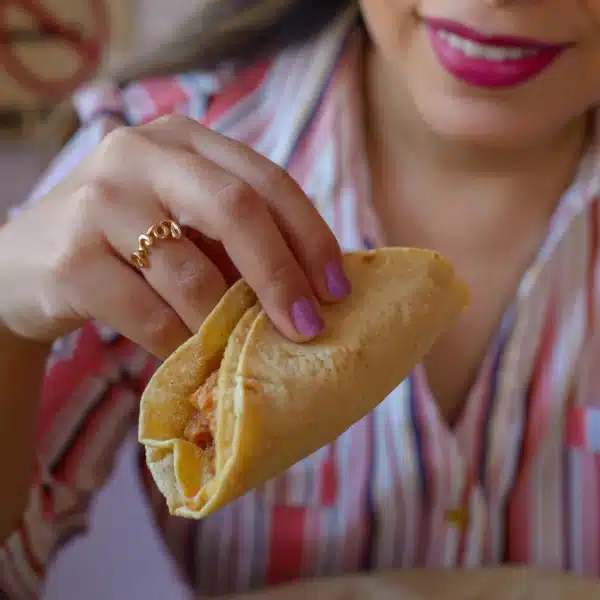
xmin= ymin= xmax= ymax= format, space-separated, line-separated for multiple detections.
xmin=423 ymin=17 xmax=570 ymax=89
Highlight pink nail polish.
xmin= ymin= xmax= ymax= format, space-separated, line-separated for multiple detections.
xmin=325 ymin=261 xmax=351 ymax=298
xmin=291 ymin=298 xmax=324 ymax=338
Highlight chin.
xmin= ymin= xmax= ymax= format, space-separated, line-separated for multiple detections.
xmin=413 ymin=88 xmax=581 ymax=150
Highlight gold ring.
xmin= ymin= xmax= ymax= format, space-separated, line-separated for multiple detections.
xmin=131 ymin=219 xmax=183 ymax=269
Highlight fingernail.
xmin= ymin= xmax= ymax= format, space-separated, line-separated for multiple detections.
xmin=325 ymin=261 xmax=351 ymax=299
xmin=291 ymin=298 xmax=324 ymax=338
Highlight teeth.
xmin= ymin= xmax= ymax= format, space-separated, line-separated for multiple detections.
xmin=437 ymin=29 xmax=540 ymax=61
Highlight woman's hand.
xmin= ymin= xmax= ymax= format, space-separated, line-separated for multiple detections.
xmin=0 ymin=115 xmax=350 ymax=360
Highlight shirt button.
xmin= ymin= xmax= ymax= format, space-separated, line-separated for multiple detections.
xmin=445 ymin=506 xmax=469 ymax=528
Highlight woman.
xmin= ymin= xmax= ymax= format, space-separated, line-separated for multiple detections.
xmin=1 ymin=0 xmax=600 ymax=597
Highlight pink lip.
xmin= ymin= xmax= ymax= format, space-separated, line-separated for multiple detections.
xmin=424 ymin=17 xmax=570 ymax=89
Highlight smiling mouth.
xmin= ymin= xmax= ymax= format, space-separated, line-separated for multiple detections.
xmin=423 ymin=18 xmax=571 ymax=89
xmin=436 ymin=30 xmax=541 ymax=62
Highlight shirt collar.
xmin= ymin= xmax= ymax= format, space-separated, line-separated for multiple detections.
xmin=534 ymin=113 xmax=600 ymax=265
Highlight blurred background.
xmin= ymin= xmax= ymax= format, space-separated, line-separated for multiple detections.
xmin=0 ymin=1 xmax=204 ymax=597
xmin=0 ymin=0 xmax=203 ymax=219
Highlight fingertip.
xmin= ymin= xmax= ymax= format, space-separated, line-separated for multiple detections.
xmin=311 ymin=258 xmax=352 ymax=304
xmin=263 ymin=295 xmax=325 ymax=343
xmin=290 ymin=297 xmax=325 ymax=340
xmin=324 ymin=260 xmax=352 ymax=300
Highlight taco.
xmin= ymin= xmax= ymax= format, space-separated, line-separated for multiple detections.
xmin=139 ymin=248 xmax=468 ymax=518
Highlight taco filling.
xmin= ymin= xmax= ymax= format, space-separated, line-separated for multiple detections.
xmin=184 ymin=369 xmax=219 ymax=452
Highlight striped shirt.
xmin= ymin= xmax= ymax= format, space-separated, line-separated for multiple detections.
xmin=3 ymin=10 xmax=600 ymax=598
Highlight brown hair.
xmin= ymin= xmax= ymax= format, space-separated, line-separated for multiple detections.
xmin=109 ymin=0 xmax=354 ymax=84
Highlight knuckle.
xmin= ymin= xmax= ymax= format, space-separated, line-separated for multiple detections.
xmin=69 ymin=178 xmax=122 ymax=232
xmin=215 ymin=179 xmax=262 ymax=224
xmin=152 ymin=113 xmax=198 ymax=131
xmin=143 ymin=307 xmax=182 ymax=345
xmin=266 ymin=260 xmax=303 ymax=295
xmin=76 ymin=177 xmax=117 ymax=210
xmin=100 ymin=125 xmax=137 ymax=152
xmin=258 ymin=162 xmax=295 ymax=194
xmin=171 ymin=256 xmax=210 ymax=295
xmin=96 ymin=126 xmax=149 ymax=166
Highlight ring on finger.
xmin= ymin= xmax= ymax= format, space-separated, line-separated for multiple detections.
xmin=131 ymin=219 xmax=183 ymax=270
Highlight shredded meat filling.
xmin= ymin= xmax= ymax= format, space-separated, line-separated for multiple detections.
xmin=184 ymin=370 xmax=218 ymax=451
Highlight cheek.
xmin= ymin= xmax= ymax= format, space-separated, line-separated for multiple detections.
xmin=583 ymin=1 xmax=600 ymax=21
xmin=578 ymin=1 xmax=600 ymax=102
xmin=359 ymin=0 xmax=423 ymax=88
xmin=359 ymin=0 xmax=415 ymax=48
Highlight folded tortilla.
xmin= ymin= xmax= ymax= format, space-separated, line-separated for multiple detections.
xmin=139 ymin=248 xmax=469 ymax=519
